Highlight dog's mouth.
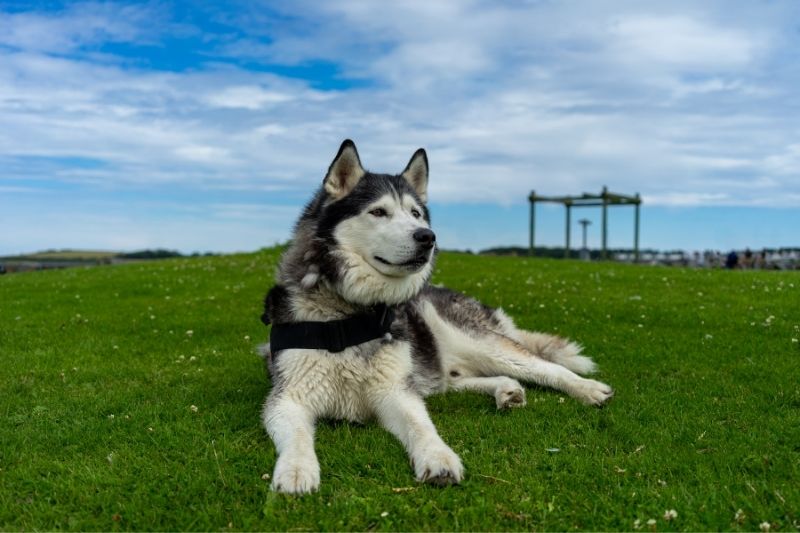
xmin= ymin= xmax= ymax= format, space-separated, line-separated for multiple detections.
xmin=374 ymin=253 xmax=430 ymax=271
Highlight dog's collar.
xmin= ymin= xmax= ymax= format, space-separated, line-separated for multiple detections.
xmin=263 ymin=303 xmax=395 ymax=354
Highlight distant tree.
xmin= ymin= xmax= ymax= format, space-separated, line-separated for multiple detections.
xmin=119 ymin=249 xmax=183 ymax=259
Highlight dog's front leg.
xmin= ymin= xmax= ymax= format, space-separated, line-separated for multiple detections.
xmin=263 ymin=395 xmax=320 ymax=494
xmin=373 ymin=389 xmax=464 ymax=486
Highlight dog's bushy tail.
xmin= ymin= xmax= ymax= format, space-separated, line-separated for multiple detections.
xmin=517 ymin=331 xmax=598 ymax=375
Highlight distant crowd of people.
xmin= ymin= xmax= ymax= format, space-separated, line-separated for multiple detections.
xmin=627 ymin=249 xmax=800 ymax=269
xmin=689 ymin=249 xmax=800 ymax=270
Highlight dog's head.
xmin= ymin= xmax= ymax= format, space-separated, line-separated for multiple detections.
xmin=307 ymin=140 xmax=435 ymax=306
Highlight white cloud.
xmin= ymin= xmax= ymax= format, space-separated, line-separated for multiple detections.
xmin=205 ymin=85 xmax=295 ymax=109
xmin=609 ymin=15 xmax=763 ymax=71
xmin=0 ymin=2 xmax=159 ymax=53
xmin=764 ymin=143 xmax=800 ymax=175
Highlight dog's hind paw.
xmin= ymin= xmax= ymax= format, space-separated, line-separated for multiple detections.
xmin=413 ymin=444 xmax=464 ymax=486
xmin=494 ymin=379 xmax=526 ymax=410
xmin=572 ymin=378 xmax=614 ymax=407
xmin=271 ymin=456 xmax=320 ymax=495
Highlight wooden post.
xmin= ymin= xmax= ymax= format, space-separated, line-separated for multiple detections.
xmin=601 ymin=186 xmax=608 ymax=260
xmin=565 ymin=202 xmax=572 ymax=259
xmin=634 ymin=193 xmax=641 ymax=263
xmin=529 ymin=191 xmax=536 ymax=256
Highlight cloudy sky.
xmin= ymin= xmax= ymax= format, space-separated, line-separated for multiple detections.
xmin=1 ymin=0 xmax=799 ymax=255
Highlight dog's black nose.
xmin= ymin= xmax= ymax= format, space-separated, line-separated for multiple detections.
xmin=413 ymin=228 xmax=436 ymax=248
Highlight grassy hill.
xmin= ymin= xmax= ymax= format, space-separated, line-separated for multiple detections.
xmin=1 ymin=249 xmax=798 ymax=531
xmin=2 ymin=250 xmax=121 ymax=260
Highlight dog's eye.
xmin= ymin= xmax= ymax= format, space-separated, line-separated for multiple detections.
xmin=369 ymin=208 xmax=388 ymax=217
xmin=411 ymin=208 xmax=421 ymax=218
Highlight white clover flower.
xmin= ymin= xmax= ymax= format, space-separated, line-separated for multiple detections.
xmin=734 ymin=509 xmax=745 ymax=523
xmin=646 ymin=518 xmax=656 ymax=526
xmin=190 ymin=405 xmax=198 ymax=412
xmin=380 ymin=512 xmax=389 ymax=518
xmin=186 ymin=330 xmax=194 ymax=337
xmin=633 ymin=518 xmax=641 ymax=529
xmin=760 ymin=522 xmax=770 ymax=532
xmin=261 ymin=473 xmax=270 ymax=480
xmin=663 ymin=509 xmax=677 ymax=521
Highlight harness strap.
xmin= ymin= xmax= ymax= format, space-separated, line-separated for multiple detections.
xmin=267 ymin=304 xmax=395 ymax=354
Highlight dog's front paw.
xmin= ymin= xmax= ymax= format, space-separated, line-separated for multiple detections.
xmin=413 ymin=444 xmax=464 ymax=486
xmin=572 ymin=378 xmax=614 ymax=407
xmin=271 ymin=454 xmax=320 ymax=494
xmin=494 ymin=378 xmax=526 ymax=410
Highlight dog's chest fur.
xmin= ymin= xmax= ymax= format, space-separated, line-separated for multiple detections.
xmin=265 ymin=286 xmax=447 ymax=422
xmin=271 ymin=340 xmax=418 ymax=422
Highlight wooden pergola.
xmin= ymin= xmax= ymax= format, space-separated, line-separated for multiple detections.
xmin=528 ymin=186 xmax=642 ymax=261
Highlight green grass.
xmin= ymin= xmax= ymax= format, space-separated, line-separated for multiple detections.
xmin=1 ymin=249 xmax=799 ymax=531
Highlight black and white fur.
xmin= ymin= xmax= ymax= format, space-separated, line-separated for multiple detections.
xmin=261 ymin=140 xmax=613 ymax=494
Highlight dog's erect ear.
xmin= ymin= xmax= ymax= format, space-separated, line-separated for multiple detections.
xmin=324 ymin=139 xmax=365 ymax=199
xmin=401 ymin=148 xmax=428 ymax=203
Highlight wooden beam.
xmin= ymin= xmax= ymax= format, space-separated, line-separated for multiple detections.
xmin=529 ymin=192 xmax=535 ymax=256
xmin=565 ymin=203 xmax=571 ymax=258
xmin=634 ymin=194 xmax=641 ymax=263
xmin=601 ymin=186 xmax=608 ymax=259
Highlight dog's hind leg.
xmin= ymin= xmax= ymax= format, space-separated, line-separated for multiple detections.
xmin=461 ymin=336 xmax=613 ymax=406
xmin=262 ymin=395 xmax=320 ymax=494
xmin=450 ymin=375 xmax=526 ymax=409
xmin=492 ymin=309 xmax=598 ymax=375
xmin=371 ymin=388 xmax=464 ymax=486
xmin=421 ymin=302 xmax=612 ymax=406
xmin=478 ymin=335 xmax=613 ymax=406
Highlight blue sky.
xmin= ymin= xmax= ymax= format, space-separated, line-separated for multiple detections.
xmin=1 ymin=1 xmax=799 ymax=255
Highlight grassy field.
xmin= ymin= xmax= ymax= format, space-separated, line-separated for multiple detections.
xmin=1 ymin=249 xmax=798 ymax=531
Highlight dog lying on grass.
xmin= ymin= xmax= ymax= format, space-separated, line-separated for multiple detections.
xmin=259 ymin=140 xmax=613 ymax=494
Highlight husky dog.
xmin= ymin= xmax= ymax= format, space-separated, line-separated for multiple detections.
xmin=260 ymin=140 xmax=613 ymax=494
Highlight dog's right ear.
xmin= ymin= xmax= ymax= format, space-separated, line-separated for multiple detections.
xmin=323 ymin=139 xmax=365 ymax=200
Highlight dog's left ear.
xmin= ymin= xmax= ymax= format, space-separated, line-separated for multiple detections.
xmin=324 ymin=139 xmax=365 ymax=200
xmin=401 ymin=148 xmax=428 ymax=203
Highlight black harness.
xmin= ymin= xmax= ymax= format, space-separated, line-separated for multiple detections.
xmin=261 ymin=304 xmax=395 ymax=354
